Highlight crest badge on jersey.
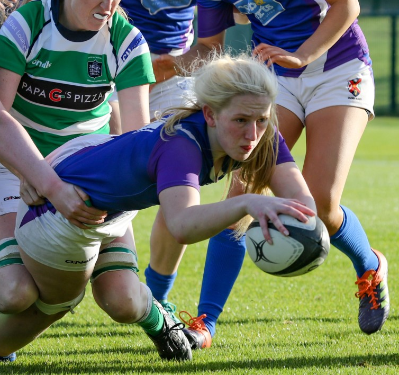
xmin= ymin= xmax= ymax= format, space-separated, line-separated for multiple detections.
xmin=348 ymin=78 xmax=362 ymax=97
xmin=88 ymin=57 xmax=103 ymax=79
xmin=235 ymin=0 xmax=285 ymax=26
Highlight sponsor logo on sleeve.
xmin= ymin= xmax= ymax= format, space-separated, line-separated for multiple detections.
xmin=121 ymin=32 xmax=146 ymax=62
xmin=3 ymin=14 xmax=29 ymax=53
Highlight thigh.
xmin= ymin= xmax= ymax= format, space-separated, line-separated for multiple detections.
xmin=303 ymin=106 xmax=368 ymax=210
xmin=19 ymin=246 xmax=90 ymax=304
xmin=149 ymin=207 xmax=186 ymax=274
xmin=277 ymin=105 xmax=304 ymax=150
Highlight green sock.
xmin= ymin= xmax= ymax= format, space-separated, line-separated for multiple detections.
xmin=137 ymin=301 xmax=164 ymax=336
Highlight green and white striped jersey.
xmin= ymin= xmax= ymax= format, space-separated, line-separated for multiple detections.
xmin=0 ymin=0 xmax=155 ymax=156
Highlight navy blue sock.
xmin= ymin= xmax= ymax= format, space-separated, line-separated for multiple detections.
xmin=198 ymin=229 xmax=246 ymax=337
xmin=144 ymin=265 xmax=177 ymax=301
xmin=330 ymin=205 xmax=378 ymax=277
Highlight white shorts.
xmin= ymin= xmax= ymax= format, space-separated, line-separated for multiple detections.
xmin=15 ymin=201 xmax=138 ymax=272
xmin=0 ymin=163 xmax=21 ymax=215
xmin=276 ymin=59 xmax=375 ymax=124
xmin=108 ymin=75 xmax=195 ymax=120
xmin=149 ymin=75 xmax=195 ymax=119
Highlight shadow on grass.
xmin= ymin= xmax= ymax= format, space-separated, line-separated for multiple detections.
xmin=4 ymin=352 xmax=399 ymax=373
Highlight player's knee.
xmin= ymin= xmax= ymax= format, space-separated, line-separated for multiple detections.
xmin=92 ymin=242 xmax=142 ymax=323
xmin=107 ymin=301 xmax=144 ymax=324
xmin=0 ymin=238 xmax=38 ymax=313
xmin=0 ymin=281 xmax=38 ymax=314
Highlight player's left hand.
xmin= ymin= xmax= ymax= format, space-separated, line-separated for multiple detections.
xmin=20 ymin=177 xmax=46 ymax=205
xmin=253 ymin=43 xmax=308 ymax=69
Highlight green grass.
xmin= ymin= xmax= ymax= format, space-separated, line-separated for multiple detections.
xmin=357 ymin=16 xmax=398 ymax=115
xmin=3 ymin=117 xmax=399 ymax=374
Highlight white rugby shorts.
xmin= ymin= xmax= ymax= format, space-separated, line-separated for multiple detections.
xmin=276 ymin=59 xmax=375 ymax=124
xmin=149 ymin=75 xmax=195 ymax=119
xmin=0 ymin=163 xmax=21 ymax=215
xmin=109 ymin=75 xmax=195 ymax=120
xmin=15 ymin=201 xmax=137 ymax=272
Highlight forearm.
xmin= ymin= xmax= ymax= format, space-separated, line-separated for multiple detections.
xmin=295 ymin=0 xmax=360 ymax=65
xmin=0 ymin=105 xmax=63 ymax=197
xmin=165 ymin=195 xmax=248 ymax=244
xmin=175 ymin=36 xmax=224 ymax=73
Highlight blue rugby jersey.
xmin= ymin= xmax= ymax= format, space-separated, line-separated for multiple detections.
xmin=51 ymin=111 xmax=294 ymax=214
xmin=197 ymin=0 xmax=371 ymax=77
xmin=120 ymin=0 xmax=196 ymax=56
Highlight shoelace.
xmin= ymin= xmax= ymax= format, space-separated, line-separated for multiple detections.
xmin=179 ymin=310 xmax=207 ymax=330
xmin=162 ymin=301 xmax=177 ymax=315
xmin=355 ymin=270 xmax=380 ymax=310
xmin=162 ymin=321 xmax=185 ymax=336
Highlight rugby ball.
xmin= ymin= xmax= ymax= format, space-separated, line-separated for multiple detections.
xmin=245 ymin=215 xmax=329 ymax=277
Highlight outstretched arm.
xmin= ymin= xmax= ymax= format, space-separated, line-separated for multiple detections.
xmin=159 ymin=185 xmax=315 ymax=245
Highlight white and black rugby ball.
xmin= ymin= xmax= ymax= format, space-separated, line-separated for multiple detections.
xmin=246 ymin=215 xmax=330 ymax=277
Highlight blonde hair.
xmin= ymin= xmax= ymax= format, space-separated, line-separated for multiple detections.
xmin=0 ymin=0 xmax=19 ymax=27
xmin=161 ymin=52 xmax=280 ymax=235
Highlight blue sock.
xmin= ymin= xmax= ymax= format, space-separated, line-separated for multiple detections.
xmin=144 ymin=265 xmax=177 ymax=301
xmin=330 ymin=205 xmax=378 ymax=277
xmin=198 ymin=229 xmax=246 ymax=337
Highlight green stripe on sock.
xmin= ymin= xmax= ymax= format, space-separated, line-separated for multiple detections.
xmin=0 ymin=239 xmax=18 ymax=252
xmin=138 ymin=301 xmax=164 ymax=336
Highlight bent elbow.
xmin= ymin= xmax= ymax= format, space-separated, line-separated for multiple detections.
xmin=172 ymin=231 xmax=190 ymax=245
xmin=168 ymin=226 xmax=190 ymax=245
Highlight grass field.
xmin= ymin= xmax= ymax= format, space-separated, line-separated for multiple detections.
xmin=2 ymin=116 xmax=398 ymax=375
